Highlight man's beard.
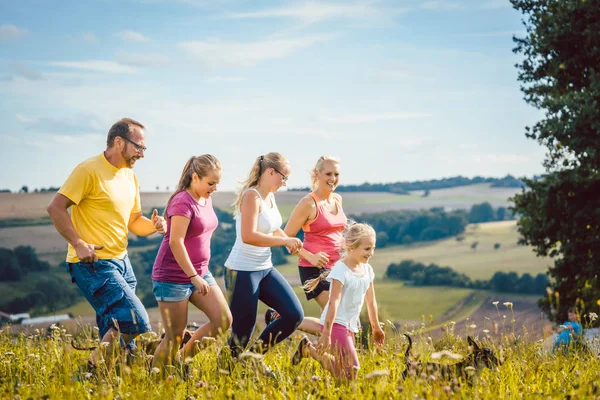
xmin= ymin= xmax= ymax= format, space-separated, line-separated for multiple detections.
xmin=121 ymin=148 xmax=136 ymax=168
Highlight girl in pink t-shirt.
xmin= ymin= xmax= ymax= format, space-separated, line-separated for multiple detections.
xmin=291 ymin=223 xmax=385 ymax=381
xmin=151 ymin=155 xmax=232 ymax=373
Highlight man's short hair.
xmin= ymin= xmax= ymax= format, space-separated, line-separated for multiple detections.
xmin=106 ymin=118 xmax=145 ymax=147
xmin=567 ymin=307 xmax=576 ymax=313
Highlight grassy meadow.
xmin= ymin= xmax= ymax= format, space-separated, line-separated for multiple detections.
xmin=1 ymin=322 xmax=598 ymax=399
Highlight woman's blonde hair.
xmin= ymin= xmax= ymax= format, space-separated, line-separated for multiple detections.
xmin=233 ymin=152 xmax=289 ymax=213
xmin=310 ymin=155 xmax=340 ymax=192
xmin=303 ymin=222 xmax=376 ymax=293
xmin=164 ymin=154 xmax=221 ymax=218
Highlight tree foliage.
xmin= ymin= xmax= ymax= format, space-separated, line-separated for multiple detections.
xmin=511 ymin=0 xmax=600 ymax=323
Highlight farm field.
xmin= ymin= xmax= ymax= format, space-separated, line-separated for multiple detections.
xmin=0 ymin=183 xmax=519 ymax=219
xmin=370 ymin=220 xmax=551 ymax=281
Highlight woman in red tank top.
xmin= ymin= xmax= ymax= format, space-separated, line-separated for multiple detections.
xmin=265 ymin=156 xmax=347 ymax=335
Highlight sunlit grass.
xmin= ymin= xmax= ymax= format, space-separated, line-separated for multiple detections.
xmin=1 ymin=320 xmax=598 ymax=399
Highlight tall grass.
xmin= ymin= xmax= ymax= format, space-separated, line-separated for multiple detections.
xmin=1 ymin=316 xmax=598 ymax=399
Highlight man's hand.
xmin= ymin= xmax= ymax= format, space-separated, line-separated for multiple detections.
xmin=152 ymin=209 xmax=167 ymax=234
xmin=74 ymin=240 xmax=104 ymax=263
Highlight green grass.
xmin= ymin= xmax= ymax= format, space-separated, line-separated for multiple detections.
xmin=370 ymin=221 xmax=552 ymax=280
xmin=1 ymin=324 xmax=598 ymax=398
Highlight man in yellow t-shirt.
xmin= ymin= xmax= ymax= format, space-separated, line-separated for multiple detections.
xmin=47 ymin=117 xmax=167 ymax=371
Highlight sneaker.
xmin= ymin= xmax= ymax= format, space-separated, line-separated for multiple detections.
xmin=292 ymin=336 xmax=310 ymax=366
xmin=238 ymin=352 xmax=277 ymax=379
xmin=265 ymin=308 xmax=281 ymax=326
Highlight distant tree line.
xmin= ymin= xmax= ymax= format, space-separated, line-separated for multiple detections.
xmin=290 ymin=175 xmax=534 ymax=193
xmin=385 ymin=260 xmax=549 ymax=294
xmin=350 ymin=202 xmax=513 ymax=248
xmin=0 ymin=246 xmax=80 ymax=314
xmin=0 ymin=246 xmax=51 ymax=281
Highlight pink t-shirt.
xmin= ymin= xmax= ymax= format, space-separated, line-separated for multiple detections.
xmin=152 ymin=191 xmax=218 ymax=284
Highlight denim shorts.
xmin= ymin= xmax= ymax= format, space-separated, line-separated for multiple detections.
xmin=152 ymin=271 xmax=217 ymax=302
xmin=67 ymin=255 xmax=151 ymax=339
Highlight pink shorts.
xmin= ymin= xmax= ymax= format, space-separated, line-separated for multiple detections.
xmin=321 ymin=323 xmax=359 ymax=379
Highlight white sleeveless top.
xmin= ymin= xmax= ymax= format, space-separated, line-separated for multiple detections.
xmin=225 ymin=188 xmax=283 ymax=271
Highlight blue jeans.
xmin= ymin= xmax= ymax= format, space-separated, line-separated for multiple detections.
xmin=67 ymin=255 xmax=151 ymax=341
xmin=225 ymin=267 xmax=304 ymax=357
xmin=152 ymin=271 xmax=218 ymax=302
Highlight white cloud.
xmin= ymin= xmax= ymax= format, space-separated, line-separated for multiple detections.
xmin=0 ymin=24 xmax=28 ymax=41
xmin=324 ymin=112 xmax=432 ymax=124
xmin=15 ymin=113 xmax=106 ymax=136
xmin=225 ymin=2 xmax=404 ymax=22
xmin=179 ymin=34 xmax=334 ymax=67
xmin=205 ymin=76 xmax=247 ymax=83
xmin=291 ymin=128 xmax=334 ymax=139
xmin=48 ymin=60 xmax=138 ymax=73
xmin=117 ymin=30 xmax=150 ymax=42
xmin=115 ymin=51 xmax=169 ymax=67
xmin=10 ymin=63 xmax=44 ymax=81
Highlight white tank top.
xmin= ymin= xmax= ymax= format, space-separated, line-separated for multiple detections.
xmin=225 ymin=188 xmax=283 ymax=271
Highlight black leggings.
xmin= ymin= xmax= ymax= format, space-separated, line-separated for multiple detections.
xmin=225 ymin=267 xmax=304 ymax=357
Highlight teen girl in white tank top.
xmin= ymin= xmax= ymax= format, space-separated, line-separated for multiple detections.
xmin=225 ymin=188 xmax=283 ymax=271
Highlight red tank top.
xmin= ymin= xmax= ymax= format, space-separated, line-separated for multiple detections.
xmin=299 ymin=192 xmax=347 ymax=269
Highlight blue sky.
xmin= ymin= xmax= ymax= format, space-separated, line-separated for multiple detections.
xmin=0 ymin=0 xmax=545 ymax=192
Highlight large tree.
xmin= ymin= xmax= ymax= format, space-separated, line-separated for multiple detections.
xmin=511 ymin=0 xmax=600 ymax=324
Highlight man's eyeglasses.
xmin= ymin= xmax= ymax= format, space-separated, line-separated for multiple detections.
xmin=119 ymin=136 xmax=147 ymax=153
xmin=273 ymin=168 xmax=289 ymax=182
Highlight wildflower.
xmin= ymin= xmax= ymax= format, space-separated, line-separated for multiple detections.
xmin=469 ymin=324 xmax=477 ymax=329
xmin=492 ymin=301 xmax=499 ymax=306
xmin=592 ymin=313 xmax=599 ymax=322
xmin=239 ymin=352 xmax=263 ymax=361
xmin=431 ymin=350 xmax=462 ymax=360
xmin=311 ymin=375 xmax=319 ymax=381
xmin=196 ymin=381 xmax=206 ymax=388
xmin=420 ymin=372 xmax=428 ymax=379
xmin=84 ymin=373 xmax=93 ymax=380
xmin=483 ymin=329 xmax=490 ymax=334
xmin=4 ymin=352 xmax=15 ymax=357
xmin=503 ymin=302 xmax=513 ymax=308
xmin=151 ymin=367 xmax=160 ymax=374
xmin=397 ymin=386 xmax=405 ymax=393
xmin=429 ymin=375 xmax=436 ymax=381
xmin=365 ymin=370 xmax=389 ymax=379
xmin=101 ymin=342 xmax=110 ymax=348
xmin=597 ymin=299 xmax=600 ymax=307
xmin=443 ymin=386 xmax=452 ymax=394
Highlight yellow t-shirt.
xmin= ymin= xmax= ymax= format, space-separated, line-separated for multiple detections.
xmin=59 ymin=153 xmax=142 ymax=263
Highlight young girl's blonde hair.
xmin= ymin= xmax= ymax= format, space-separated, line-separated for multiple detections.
xmin=233 ymin=152 xmax=289 ymax=213
xmin=303 ymin=222 xmax=376 ymax=293
xmin=164 ymin=154 xmax=221 ymax=218
xmin=310 ymin=155 xmax=340 ymax=192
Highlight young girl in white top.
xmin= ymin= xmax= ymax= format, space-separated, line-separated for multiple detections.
xmin=291 ymin=223 xmax=385 ymax=381
xmin=220 ymin=152 xmax=303 ymax=377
